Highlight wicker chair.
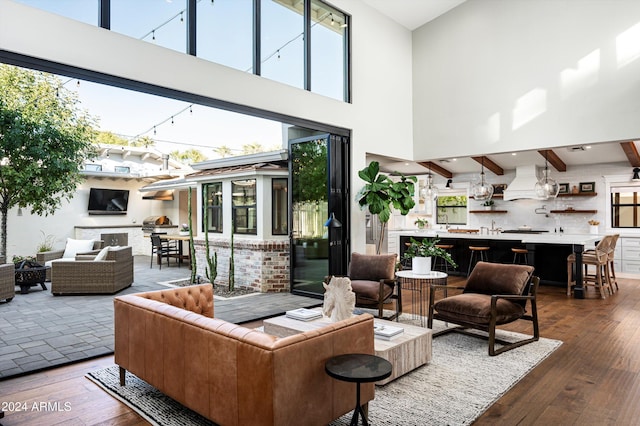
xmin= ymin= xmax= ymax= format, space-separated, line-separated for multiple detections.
xmin=50 ymin=246 xmax=133 ymax=295
xmin=0 ymin=263 xmax=15 ymax=303
xmin=37 ymin=240 xmax=104 ymax=281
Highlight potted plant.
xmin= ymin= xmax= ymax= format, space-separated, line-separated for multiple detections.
xmin=414 ymin=218 xmax=429 ymax=230
xmin=356 ymin=161 xmax=417 ymax=254
xmin=403 ymin=236 xmax=457 ymax=274
xmin=482 ymin=200 xmax=495 ymax=210
xmin=179 ymin=223 xmax=190 ymax=236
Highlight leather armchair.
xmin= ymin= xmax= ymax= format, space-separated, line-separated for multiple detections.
xmin=428 ymin=261 xmax=539 ymax=356
xmin=348 ymin=252 xmax=401 ymax=320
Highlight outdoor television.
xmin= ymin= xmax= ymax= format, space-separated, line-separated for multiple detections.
xmin=88 ymin=188 xmax=130 ymax=215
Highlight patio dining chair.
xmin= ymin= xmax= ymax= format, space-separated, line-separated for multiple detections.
xmin=150 ymin=234 xmax=180 ymax=269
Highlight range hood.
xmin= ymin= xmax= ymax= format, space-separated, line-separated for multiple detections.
xmin=142 ymin=190 xmax=174 ymax=201
xmin=502 ymin=165 xmax=543 ymax=201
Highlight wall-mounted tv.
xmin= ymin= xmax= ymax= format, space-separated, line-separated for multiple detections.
xmin=88 ymin=188 xmax=129 ymax=215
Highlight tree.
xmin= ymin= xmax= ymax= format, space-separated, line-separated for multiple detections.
xmin=131 ymin=135 xmax=155 ymax=148
xmin=96 ymin=131 xmax=128 ymax=146
xmin=241 ymin=142 xmax=264 ymax=154
xmin=213 ymin=145 xmax=234 ymax=158
xmin=356 ymin=161 xmax=416 ymax=254
xmin=170 ymin=148 xmax=206 ymax=164
xmin=0 ymin=64 xmax=97 ymax=259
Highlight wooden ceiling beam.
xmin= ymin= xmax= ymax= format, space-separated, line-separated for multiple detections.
xmin=537 ymin=149 xmax=566 ymax=172
xmin=470 ymin=156 xmax=504 ymax=176
xmin=620 ymin=142 xmax=640 ymax=167
xmin=417 ymin=161 xmax=453 ymax=179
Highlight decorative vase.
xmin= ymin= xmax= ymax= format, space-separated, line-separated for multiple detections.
xmin=589 ymin=225 xmax=598 ymax=235
xmin=484 ymin=206 xmax=493 ymax=211
xmin=412 ymin=256 xmax=432 ymax=274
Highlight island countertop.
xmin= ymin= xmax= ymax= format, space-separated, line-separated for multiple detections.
xmin=398 ymin=230 xmax=602 ymax=246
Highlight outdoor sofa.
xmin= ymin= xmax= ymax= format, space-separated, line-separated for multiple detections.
xmin=0 ymin=263 xmax=14 ymax=302
xmin=37 ymin=238 xmax=104 ymax=281
xmin=114 ymin=284 xmax=375 ymax=426
xmin=50 ymin=246 xmax=133 ymax=295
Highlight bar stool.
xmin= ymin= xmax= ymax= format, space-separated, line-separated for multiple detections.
xmin=512 ymin=247 xmax=529 ymax=264
xmin=467 ymin=246 xmax=490 ymax=276
xmin=433 ymin=244 xmax=455 ymax=273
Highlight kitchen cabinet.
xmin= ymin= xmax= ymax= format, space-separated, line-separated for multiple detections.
xmin=619 ymin=237 xmax=640 ymax=274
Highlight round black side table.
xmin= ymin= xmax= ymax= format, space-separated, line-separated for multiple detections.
xmin=325 ymin=353 xmax=392 ymax=426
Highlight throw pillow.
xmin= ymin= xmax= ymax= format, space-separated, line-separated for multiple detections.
xmin=62 ymin=238 xmax=95 ymax=259
xmin=93 ymin=246 xmax=110 ymax=261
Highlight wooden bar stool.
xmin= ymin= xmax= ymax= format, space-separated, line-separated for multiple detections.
xmin=512 ymin=247 xmax=529 ymax=264
xmin=433 ymin=244 xmax=455 ymax=273
xmin=467 ymin=246 xmax=490 ymax=276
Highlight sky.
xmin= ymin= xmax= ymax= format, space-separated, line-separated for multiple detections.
xmin=16 ymin=0 xmax=346 ymax=159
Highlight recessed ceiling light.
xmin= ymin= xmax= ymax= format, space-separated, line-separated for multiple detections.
xmin=511 ymin=153 xmax=517 ymax=156
xmin=585 ymin=146 xmax=592 ymax=149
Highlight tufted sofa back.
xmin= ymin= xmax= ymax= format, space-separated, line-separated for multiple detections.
xmin=139 ymin=283 xmax=213 ymax=317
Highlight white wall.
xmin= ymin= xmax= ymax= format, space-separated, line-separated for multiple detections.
xmin=412 ymin=0 xmax=640 ymax=160
xmin=0 ymin=0 xmax=415 ymax=253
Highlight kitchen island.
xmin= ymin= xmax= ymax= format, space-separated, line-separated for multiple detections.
xmin=395 ymin=230 xmax=602 ymax=299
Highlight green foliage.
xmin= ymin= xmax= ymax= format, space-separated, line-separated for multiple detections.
xmin=130 ymin=136 xmax=155 ymax=148
xmin=291 ymin=139 xmax=328 ymax=203
xmin=95 ymin=131 xmax=129 ymax=146
xmin=213 ymin=145 xmax=234 ymax=158
xmin=482 ymin=200 xmax=495 ymax=206
xmin=0 ymin=64 xmax=97 ymax=258
xmin=241 ymin=142 xmax=264 ymax=154
xmin=403 ymin=237 xmax=457 ymax=268
xmin=228 ymin=222 xmax=235 ymax=291
xmin=203 ymin=190 xmax=218 ymax=284
xmin=170 ymin=148 xmax=207 ymax=165
xmin=356 ymin=161 xmax=416 ymax=253
xmin=188 ymin=187 xmax=197 ymax=284
xmin=36 ymin=231 xmax=55 ymax=252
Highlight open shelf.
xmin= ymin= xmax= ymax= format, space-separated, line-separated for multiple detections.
xmin=550 ymin=209 xmax=597 ymax=214
xmin=557 ymin=192 xmax=597 ymax=197
xmin=469 ymin=210 xmax=508 ymax=214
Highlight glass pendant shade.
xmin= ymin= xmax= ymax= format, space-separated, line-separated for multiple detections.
xmin=535 ymin=169 xmax=560 ymax=199
xmin=423 ymin=174 xmax=438 ymax=200
xmin=472 ymin=171 xmax=494 ymax=201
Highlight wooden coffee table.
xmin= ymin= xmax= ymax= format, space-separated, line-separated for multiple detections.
xmin=263 ymin=312 xmax=432 ymax=385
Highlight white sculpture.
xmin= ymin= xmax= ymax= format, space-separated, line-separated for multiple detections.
xmin=322 ymin=276 xmax=356 ymax=322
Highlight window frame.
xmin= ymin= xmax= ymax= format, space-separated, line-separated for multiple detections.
xmin=436 ymin=192 xmax=468 ymax=226
xmin=272 ymin=177 xmax=288 ymax=235
xmin=232 ymin=179 xmax=257 ymax=235
xmin=203 ymin=182 xmax=223 ymax=234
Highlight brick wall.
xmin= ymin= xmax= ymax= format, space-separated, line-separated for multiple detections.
xmin=193 ymin=238 xmax=290 ymax=292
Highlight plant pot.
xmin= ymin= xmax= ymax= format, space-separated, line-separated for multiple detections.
xmin=412 ymin=256 xmax=432 ymax=274
xmin=179 ymin=231 xmax=189 ymax=236
xmin=484 ymin=206 xmax=493 ymax=210
xmin=589 ymin=225 xmax=598 ymax=235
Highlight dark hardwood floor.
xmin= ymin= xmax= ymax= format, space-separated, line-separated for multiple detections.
xmin=2 ymin=276 xmax=640 ymax=425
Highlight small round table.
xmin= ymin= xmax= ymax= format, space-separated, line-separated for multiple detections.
xmin=395 ymin=270 xmax=447 ymax=327
xmin=325 ymin=353 xmax=392 ymax=426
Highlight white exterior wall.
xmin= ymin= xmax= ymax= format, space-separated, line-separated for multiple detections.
xmin=0 ymin=0 xmax=415 ymax=254
xmin=412 ymin=0 xmax=640 ymax=160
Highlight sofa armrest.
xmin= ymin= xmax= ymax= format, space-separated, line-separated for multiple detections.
xmin=36 ymin=249 xmax=64 ymax=263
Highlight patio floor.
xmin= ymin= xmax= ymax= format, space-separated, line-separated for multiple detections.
xmin=0 ymin=255 xmax=321 ymax=380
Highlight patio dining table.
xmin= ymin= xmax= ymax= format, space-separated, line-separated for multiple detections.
xmin=158 ymin=234 xmax=191 ymax=268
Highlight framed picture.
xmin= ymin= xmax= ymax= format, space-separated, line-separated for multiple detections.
xmin=558 ymin=183 xmax=569 ymax=194
xmin=579 ymin=182 xmax=595 ymax=193
xmin=493 ymin=183 xmax=507 ymax=195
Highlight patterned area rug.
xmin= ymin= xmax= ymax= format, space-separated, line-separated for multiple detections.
xmin=86 ymin=319 xmax=561 ymax=426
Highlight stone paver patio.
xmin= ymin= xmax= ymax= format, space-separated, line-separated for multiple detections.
xmin=0 ymin=255 xmax=321 ymax=380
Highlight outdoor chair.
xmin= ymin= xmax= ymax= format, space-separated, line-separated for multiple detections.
xmin=0 ymin=263 xmax=15 ymax=303
xmin=37 ymin=238 xmax=103 ymax=281
xmin=347 ymin=252 xmax=401 ymax=320
xmin=427 ymin=261 xmax=539 ymax=356
xmin=150 ymin=234 xmax=180 ymax=269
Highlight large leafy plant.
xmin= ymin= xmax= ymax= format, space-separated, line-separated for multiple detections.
xmin=356 ymin=161 xmax=417 ymax=253
xmin=403 ymin=237 xmax=457 ymax=268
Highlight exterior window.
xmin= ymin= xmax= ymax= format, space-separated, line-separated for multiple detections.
xmin=611 ymin=186 xmax=640 ymax=228
xmin=197 ymin=0 xmax=252 ymax=72
xmin=111 ymin=0 xmax=186 ymax=53
xmin=311 ymin=0 xmax=347 ymax=101
xmin=204 ymin=182 xmax=223 ymax=233
xmin=232 ymin=179 xmax=257 ymax=234
xmin=261 ymin=0 xmax=304 ymax=89
xmin=85 ymin=164 xmax=102 ymax=171
xmin=272 ymin=178 xmax=288 ymax=235
xmin=436 ymin=194 xmax=468 ymax=226
xmin=114 ymin=166 xmax=130 ymax=173
xmin=13 ymin=0 xmax=99 ymax=25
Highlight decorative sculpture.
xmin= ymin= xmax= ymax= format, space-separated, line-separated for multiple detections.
xmin=322 ymin=276 xmax=356 ymax=322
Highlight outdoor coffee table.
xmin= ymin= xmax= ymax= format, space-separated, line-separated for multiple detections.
xmin=263 ymin=311 xmax=432 ymax=385
xmin=325 ymin=353 xmax=392 ymax=426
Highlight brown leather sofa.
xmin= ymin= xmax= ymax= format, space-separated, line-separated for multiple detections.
xmin=114 ymin=284 xmax=375 ymax=426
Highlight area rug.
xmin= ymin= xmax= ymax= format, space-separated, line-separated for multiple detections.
xmin=86 ymin=320 xmax=561 ymax=426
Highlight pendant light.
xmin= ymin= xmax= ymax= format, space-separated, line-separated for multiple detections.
xmin=535 ymin=152 xmax=560 ymax=199
xmin=420 ymin=165 xmax=438 ymax=201
xmin=472 ymin=158 xmax=494 ymax=201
